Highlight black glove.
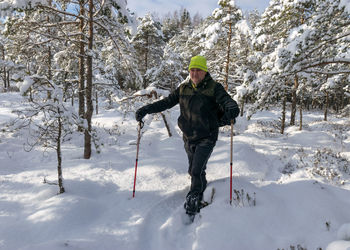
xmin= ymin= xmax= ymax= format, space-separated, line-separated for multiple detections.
xmin=225 ymin=101 xmax=239 ymax=119
xmin=135 ymin=106 xmax=149 ymax=122
xmin=226 ymin=107 xmax=239 ymax=120
xmin=217 ymin=102 xmax=239 ymax=127
xmin=218 ymin=113 xmax=235 ymax=127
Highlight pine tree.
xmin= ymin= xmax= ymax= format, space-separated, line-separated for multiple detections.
xmin=0 ymin=33 xmax=20 ymax=91
xmin=145 ymin=44 xmax=184 ymax=92
xmin=180 ymin=8 xmax=191 ymax=30
xmin=201 ymin=0 xmax=243 ymax=89
xmin=232 ymin=18 xmax=259 ymax=116
xmin=131 ymin=14 xmax=165 ymax=88
xmin=161 ymin=15 xmax=180 ymax=42
xmin=166 ymin=24 xmax=196 ymax=78
xmin=161 ymin=7 xmax=195 ymax=42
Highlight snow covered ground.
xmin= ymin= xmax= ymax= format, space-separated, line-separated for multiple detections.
xmin=1 ymin=91 xmax=350 ymax=250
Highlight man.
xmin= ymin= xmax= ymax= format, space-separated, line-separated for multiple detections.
xmin=135 ymin=55 xmax=239 ymax=216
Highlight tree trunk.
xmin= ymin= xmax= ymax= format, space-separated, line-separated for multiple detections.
xmin=290 ymin=75 xmax=298 ymax=126
xmin=240 ymin=96 xmax=245 ymax=117
xmin=57 ymin=113 xmax=65 ymax=194
xmin=299 ymin=100 xmax=303 ymax=131
xmin=95 ymin=89 xmax=98 ymax=115
xmin=281 ymin=90 xmax=286 ymax=134
xmin=145 ymin=37 xmax=148 ymax=72
xmin=324 ymin=91 xmax=329 ymax=121
xmin=1 ymin=45 xmax=5 ymax=89
xmin=160 ymin=112 xmax=172 ymax=137
xmin=84 ymin=0 xmax=94 ymax=159
xmin=47 ymin=46 xmax=52 ymax=100
xmin=78 ymin=1 xmax=85 ymax=132
xmin=47 ymin=8 xmax=52 ymax=100
xmin=224 ymin=8 xmax=232 ymax=91
xmin=3 ymin=68 xmax=6 ymax=89
xmin=48 ymin=49 xmax=52 ymax=81
xmin=340 ymin=81 xmax=345 ymax=109
xmin=6 ymin=69 xmax=9 ymax=88
xmin=63 ymin=72 xmax=69 ymax=102
xmin=143 ymin=36 xmax=149 ymax=88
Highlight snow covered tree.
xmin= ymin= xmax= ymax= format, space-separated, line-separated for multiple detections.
xmin=14 ymin=76 xmax=80 ymax=194
xmin=131 ymin=14 xmax=165 ymax=88
xmin=246 ymin=9 xmax=261 ymax=29
xmin=161 ymin=10 xmax=180 ymax=42
xmin=252 ymin=0 xmax=316 ymax=125
xmin=249 ymin=0 xmax=350 ymax=129
xmin=165 ymin=25 xmax=196 ymax=79
xmin=232 ymin=22 xmax=260 ymax=116
xmin=145 ymin=44 xmax=184 ymax=91
xmin=232 ymin=10 xmax=263 ymax=116
xmin=1 ymin=0 xmax=137 ymax=159
xmin=161 ymin=16 xmax=179 ymax=43
xmin=274 ymin=0 xmax=350 ymax=125
xmin=214 ymin=0 xmax=243 ymax=90
xmin=0 ymin=34 xmax=21 ymax=91
xmin=179 ymin=8 xmax=191 ymax=30
xmin=201 ymin=0 xmax=243 ymax=90
xmin=161 ymin=8 xmax=199 ymax=42
xmin=320 ymin=74 xmax=349 ymax=120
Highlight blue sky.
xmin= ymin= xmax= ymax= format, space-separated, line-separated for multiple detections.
xmin=127 ymin=0 xmax=271 ymax=18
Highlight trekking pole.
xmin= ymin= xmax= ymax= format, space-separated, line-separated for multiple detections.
xmin=132 ymin=121 xmax=143 ymax=198
xmin=230 ymin=119 xmax=234 ymax=205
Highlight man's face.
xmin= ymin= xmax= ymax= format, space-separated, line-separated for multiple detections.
xmin=190 ymin=68 xmax=206 ymax=85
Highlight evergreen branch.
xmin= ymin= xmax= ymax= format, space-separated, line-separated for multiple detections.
xmin=280 ymin=58 xmax=350 ymax=77
xmin=299 ymin=58 xmax=350 ymax=72
xmin=304 ymin=29 xmax=350 ymax=58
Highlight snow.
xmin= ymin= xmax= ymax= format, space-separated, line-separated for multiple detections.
xmin=17 ymin=76 xmax=34 ymax=95
xmin=1 ymin=92 xmax=350 ymax=250
xmin=235 ymin=85 xmax=248 ymax=98
xmin=321 ymin=75 xmax=342 ymax=91
xmin=235 ymin=20 xmax=253 ymax=37
xmin=203 ymin=23 xmax=221 ymax=49
xmin=339 ymin=0 xmax=350 ymax=14
xmin=0 ymin=0 xmax=48 ymax=16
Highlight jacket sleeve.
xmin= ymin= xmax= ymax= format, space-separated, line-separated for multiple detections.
xmin=143 ymin=87 xmax=180 ymax=114
xmin=214 ymin=83 xmax=240 ymax=118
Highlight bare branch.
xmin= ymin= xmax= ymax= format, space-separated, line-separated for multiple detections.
xmin=304 ymin=69 xmax=350 ymax=75
xmin=38 ymin=4 xmax=81 ymax=19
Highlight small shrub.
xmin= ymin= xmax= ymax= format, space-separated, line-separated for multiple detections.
xmin=232 ymin=189 xmax=256 ymax=207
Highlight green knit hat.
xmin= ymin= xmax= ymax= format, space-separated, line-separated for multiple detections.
xmin=188 ymin=55 xmax=208 ymax=72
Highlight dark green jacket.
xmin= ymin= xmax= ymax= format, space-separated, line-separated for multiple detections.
xmin=144 ymin=73 xmax=239 ymax=142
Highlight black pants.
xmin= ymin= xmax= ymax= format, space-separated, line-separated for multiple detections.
xmin=184 ymin=138 xmax=216 ymax=200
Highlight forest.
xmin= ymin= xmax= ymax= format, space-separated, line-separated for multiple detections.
xmin=0 ymin=1 xmax=350 ymax=249
xmin=0 ymin=0 xmax=349 ymax=189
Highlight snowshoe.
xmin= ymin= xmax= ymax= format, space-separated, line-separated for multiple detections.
xmin=184 ymin=193 xmax=200 ymax=215
xmin=183 ymin=193 xmax=200 ymax=223
xmin=183 ymin=188 xmax=216 ymax=224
